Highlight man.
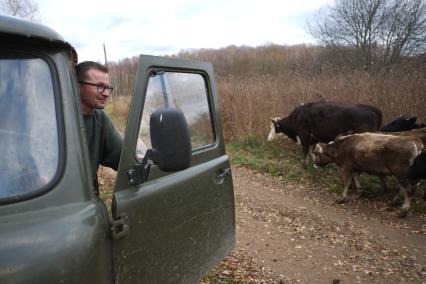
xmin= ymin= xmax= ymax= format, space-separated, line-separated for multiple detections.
xmin=75 ymin=61 xmax=123 ymax=195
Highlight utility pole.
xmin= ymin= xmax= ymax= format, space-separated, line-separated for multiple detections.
xmin=103 ymin=43 xmax=117 ymax=98
xmin=103 ymin=43 xmax=108 ymax=66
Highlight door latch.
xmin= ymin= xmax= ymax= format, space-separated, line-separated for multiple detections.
xmin=111 ymin=213 xmax=129 ymax=240
xmin=214 ymin=167 xmax=231 ymax=184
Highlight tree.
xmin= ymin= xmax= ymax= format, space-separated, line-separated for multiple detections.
xmin=308 ymin=0 xmax=426 ymax=70
xmin=0 ymin=0 xmax=41 ymax=21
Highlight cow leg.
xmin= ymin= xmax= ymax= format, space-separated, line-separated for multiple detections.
xmin=337 ymin=171 xmax=353 ymax=204
xmin=308 ymin=145 xmax=318 ymax=168
xmin=303 ymin=154 xmax=310 ymax=169
xmin=353 ymin=174 xmax=361 ymax=190
xmin=409 ymin=180 xmax=426 ymax=201
xmin=302 ymin=144 xmax=310 ymax=169
xmin=352 ymin=174 xmax=365 ymax=197
xmin=390 ymin=189 xmax=403 ymax=207
xmin=397 ymin=180 xmax=415 ymax=218
xmin=350 ymin=173 xmax=361 ymax=191
xmin=409 ymin=180 xmax=418 ymax=202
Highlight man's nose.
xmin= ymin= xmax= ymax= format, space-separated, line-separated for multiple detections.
xmin=101 ymin=89 xmax=110 ymax=97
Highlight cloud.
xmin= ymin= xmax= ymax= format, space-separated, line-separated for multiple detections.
xmin=37 ymin=0 xmax=331 ymax=63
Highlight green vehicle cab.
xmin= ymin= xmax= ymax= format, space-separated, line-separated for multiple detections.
xmin=0 ymin=15 xmax=235 ymax=283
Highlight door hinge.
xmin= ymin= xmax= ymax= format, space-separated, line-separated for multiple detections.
xmin=111 ymin=213 xmax=129 ymax=240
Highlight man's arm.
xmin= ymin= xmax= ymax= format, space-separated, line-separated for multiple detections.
xmin=101 ymin=112 xmax=123 ymax=171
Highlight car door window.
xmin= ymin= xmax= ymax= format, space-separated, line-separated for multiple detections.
xmin=0 ymin=54 xmax=58 ymax=202
xmin=136 ymin=71 xmax=214 ymax=158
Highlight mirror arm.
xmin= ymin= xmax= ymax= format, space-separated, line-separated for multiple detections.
xmin=127 ymin=149 xmax=155 ymax=185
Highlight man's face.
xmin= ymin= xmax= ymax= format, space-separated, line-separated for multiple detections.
xmin=79 ymin=68 xmax=111 ymax=114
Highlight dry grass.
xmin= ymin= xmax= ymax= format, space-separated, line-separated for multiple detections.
xmin=107 ymin=68 xmax=426 ymax=142
xmin=217 ymin=70 xmax=426 ymax=141
xmin=105 ymin=95 xmax=131 ymax=131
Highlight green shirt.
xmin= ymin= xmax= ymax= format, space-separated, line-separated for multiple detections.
xmin=83 ymin=110 xmax=123 ymax=176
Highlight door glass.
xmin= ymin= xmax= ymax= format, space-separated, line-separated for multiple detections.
xmin=137 ymin=72 xmax=214 ymax=159
xmin=0 ymin=55 xmax=58 ymax=201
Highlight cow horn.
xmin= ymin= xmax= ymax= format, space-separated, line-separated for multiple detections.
xmin=270 ymin=117 xmax=280 ymax=122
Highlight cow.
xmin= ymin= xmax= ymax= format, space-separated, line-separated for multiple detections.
xmin=268 ymin=102 xmax=382 ymax=167
xmin=407 ymin=150 xmax=426 ymax=201
xmin=381 ymin=116 xmax=426 ymax=132
xmin=407 ymin=150 xmax=426 ymax=180
xmin=312 ymin=133 xmax=423 ymax=217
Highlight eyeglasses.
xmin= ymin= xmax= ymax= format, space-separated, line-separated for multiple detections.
xmin=78 ymin=81 xmax=114 ymax=93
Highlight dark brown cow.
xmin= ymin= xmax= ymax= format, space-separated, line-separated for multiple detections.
xmin=407 ymin=150 xmax=426 ymax=180
xmin=380 ymin=116 xmax=426 ymax=132
xmin=312 ymin=133 xmax=423 ymax=217
xmin=268 ymin=102 xmax=382 ymax=167
xmin=407 ymin=149 xmax=426 ymax=201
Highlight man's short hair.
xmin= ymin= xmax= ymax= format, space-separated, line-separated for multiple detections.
xmin=76 ymin=61 xmax=109 ymax=80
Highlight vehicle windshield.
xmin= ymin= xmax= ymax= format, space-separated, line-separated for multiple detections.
xmin=0 ymin=54 xmax=58 ymax=201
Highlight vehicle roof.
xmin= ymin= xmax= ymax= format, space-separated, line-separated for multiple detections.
xmin=0 ymin=14 xmax=77 ymax=62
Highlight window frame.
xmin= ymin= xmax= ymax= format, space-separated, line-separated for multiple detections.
xmin=136 ymin=68 xmax=217 ymax=161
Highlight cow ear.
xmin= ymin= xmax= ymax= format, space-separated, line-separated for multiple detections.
xmin=314 ymin=144 xmax=323 ymax=154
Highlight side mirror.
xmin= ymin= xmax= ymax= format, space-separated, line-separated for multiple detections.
xmin=150 ymin=108 xmax=192 ymax=172
xmin=127 ymin=108 xmax=191 ymax=185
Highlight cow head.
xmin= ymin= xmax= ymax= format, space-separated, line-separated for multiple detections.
xmin=312 ymin=143 xmax=334 ymax=167
xmin=267 ymin=116 xmax=299 ymax=143
xmin=267 ymin=117 xmax=283 ymax=141
xmin=381 ymin=116 xmax=417 ymax=132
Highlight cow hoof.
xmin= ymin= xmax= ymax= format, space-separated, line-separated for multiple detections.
xmin=335 ymin=197 xmax=347 ymax=204
xmin=397 ymin=209 xmax=408 ymax=218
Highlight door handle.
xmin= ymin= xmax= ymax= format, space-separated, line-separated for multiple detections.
xmin=214 ymin=168 xmax=231 ymax=184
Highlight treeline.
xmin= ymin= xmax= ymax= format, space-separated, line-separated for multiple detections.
xmin=109 ymin=44 xmax=426 ymax=141
xmin=175 ymin=44 xmax=426 ymax=76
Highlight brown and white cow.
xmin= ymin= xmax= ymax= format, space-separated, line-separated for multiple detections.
xmin=312 ymin=133 xmax=423 ymax=217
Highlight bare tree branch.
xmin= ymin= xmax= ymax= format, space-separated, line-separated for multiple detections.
xmin=0 ymin=0 xmax=41 ymax=22
xmin=308 ymin=0 xmax=426 ymax=70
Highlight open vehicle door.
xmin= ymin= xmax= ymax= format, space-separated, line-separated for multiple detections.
xmin=112 ymin=55 xmax=236 ymax=283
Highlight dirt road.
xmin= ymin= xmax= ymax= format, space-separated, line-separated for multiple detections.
xmin=229 ymin=166 xmax=426 ymax=283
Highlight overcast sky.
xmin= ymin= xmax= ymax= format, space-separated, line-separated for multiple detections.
xmin=37 ymin=0 xmax=332 ymax=63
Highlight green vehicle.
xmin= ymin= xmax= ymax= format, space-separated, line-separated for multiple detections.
xmin=0 ymin=15 xmax=235 ymax=283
